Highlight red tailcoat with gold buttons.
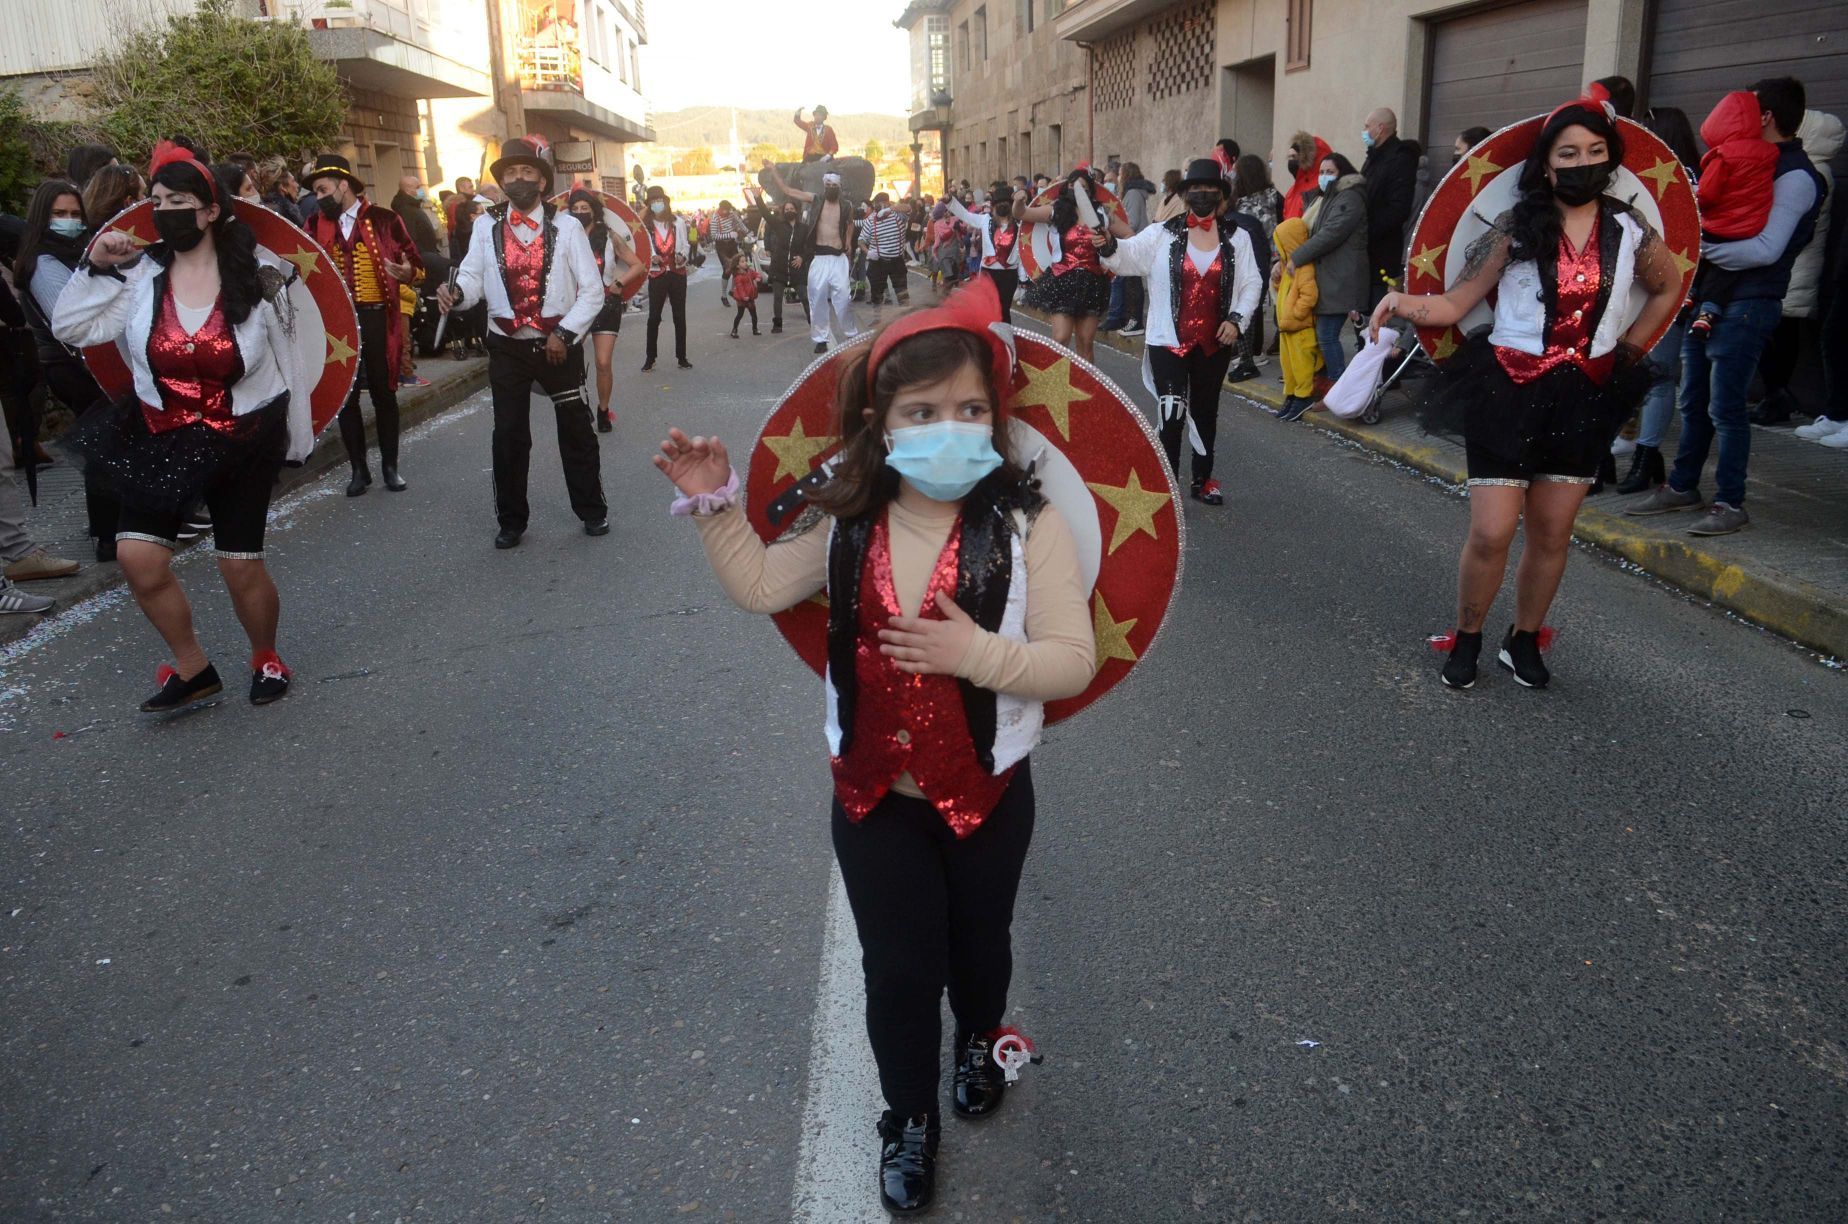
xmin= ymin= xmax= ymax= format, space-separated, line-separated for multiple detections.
xmin=303 ymin=201 xmax=424 ymax=376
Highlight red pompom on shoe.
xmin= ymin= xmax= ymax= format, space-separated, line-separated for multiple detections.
xmin=1536 ymin=626 xmax=1558 ymax=653
xmin=156 ymin=663 xmax=178 ymax=686
xmin=251 ymin=649 xmax=292 ymax=681
xmin=1428 ymin=630 xmax=1457 ymax=652
xmin=986 ymin=1026 xmax=1044 ymax=1083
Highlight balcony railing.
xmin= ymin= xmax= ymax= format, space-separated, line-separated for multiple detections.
xmin=261 ymin=0 xmax=432 ymax=43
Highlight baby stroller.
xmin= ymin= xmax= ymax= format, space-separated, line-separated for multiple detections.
xmin=1347 ymin=313 xmax=1433 ymax=425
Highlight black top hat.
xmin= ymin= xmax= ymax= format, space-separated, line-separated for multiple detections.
xmin=489 ymin=136 xmax=555 ymax=191
xmin=1181 ymin=157 xmax=1229 ymax=192
xmin=304 ymin=153 xmax=365 ymax=193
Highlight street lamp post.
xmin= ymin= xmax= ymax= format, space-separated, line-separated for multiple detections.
xmin=910 ymin=140 xmax=923 ymax=200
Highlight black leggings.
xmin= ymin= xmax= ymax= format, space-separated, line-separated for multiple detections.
xmin=646 ymin=273 xmax=687 ymax=363
xmin=1150 ymin=343 xmax=1235 ymax=485
xmin=731 ymin=300 xmax=758 ymax=331
xmin=831 ymin=763 xmax=1036 ymax=1116
xmin=985 ymin=267 xmax=1019 ymax=323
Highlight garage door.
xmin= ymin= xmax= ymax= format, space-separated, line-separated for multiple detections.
xmin=1424 ymin=0 xmax=1590 ymax=149
xmin=1647 ymin=0 xmax=1848 ymax=181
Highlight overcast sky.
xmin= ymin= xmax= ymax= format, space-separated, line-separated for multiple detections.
xmin=638 ymin=2 xmax=911 ymax=117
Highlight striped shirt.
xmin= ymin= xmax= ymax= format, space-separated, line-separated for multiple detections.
xmin=858 ymin=209 xmax=908 ymax=258
xmin=710 ymin=212 xmax=747 ymax=243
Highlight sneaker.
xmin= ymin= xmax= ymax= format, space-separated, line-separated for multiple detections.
xmin=1795 ymin=415 xmax=1848 ymax=440
xmin=3 ymin=547 xmax=80 ymax=581
xmin=1226 ymin=360 xmax=1260 ymax=382
xmin=1820 ymin=428 xmax=1848 ymax=450
xmin=1687 ymin=501 xmax=1749 ymax=536
xmin=1625 ymin=485 xmax=1701 ymax=516
xmin=1194 ymin=478 xmax=1224 ymax=506
xmin=1120 ymin=323 xmax=1144 ymax=336
xmin=1279 ymin=396 xmax=1315 ymax=423
xmin=398 ymin=374 xmax=431 ymax=388
xmin=140 ymin=662 xmax=223 ymax=712
xmin=0 ymin=579 xmax=55 ymax=615
xmin=1611 ymin=435 xmax=1636 ymax=457
xmin=1441 ymin=631 xmax=1482 ymax=689
xmin=249 ymin=651 xmax=292 ymax=705
xmin=1497 ymin=628 xmax=1550 ymax=688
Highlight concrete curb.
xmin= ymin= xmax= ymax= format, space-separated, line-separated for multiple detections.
xmin=1 ymin=359 xmax=489 ymax=649
xmin=1015 ymin=303 xmax=1848 ymax=661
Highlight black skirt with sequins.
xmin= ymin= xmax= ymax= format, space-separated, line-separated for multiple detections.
xmin=1023 ymin=268 xmax=1112 ymax=318
xmin=61 ymin=392 xmax=290 ymax=518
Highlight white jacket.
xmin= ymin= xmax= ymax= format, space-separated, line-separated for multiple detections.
xmin=1099 ymin=220 xmax=1262 ymax=352
xmin=454 ymin=206 xmax=603 ymax=340
xmin=52 ymin=256 xmax=314 ymax=462
xmin=1782 ymin=109 xmax=1843 ymax=318
xmin=1488 ymin=210 xmax=1645 ymax=358
xmin=945 ymin=197 xmax=1021 ymax=270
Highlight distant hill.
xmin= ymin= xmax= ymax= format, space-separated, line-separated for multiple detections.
xmin=644 ymin=107 xmax=913 ymax=153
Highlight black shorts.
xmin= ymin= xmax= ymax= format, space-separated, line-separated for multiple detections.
xmin=590 ymin=295 xmax=624 ymax=336
xmin=116 ymin=450 xmax=284 ymax=558
xmin=1462 ymin=441 xmax=1600 ymax=489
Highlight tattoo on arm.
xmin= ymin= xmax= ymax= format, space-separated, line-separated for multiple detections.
xmin=1411 ymin=304 xmax=1431 ymax=322
xmin=1459 ymin=218 xmax=1512 ymax=287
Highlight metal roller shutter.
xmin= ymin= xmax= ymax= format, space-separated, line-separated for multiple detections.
xmin=1423 ymin=0 xmax=1590 ymax=150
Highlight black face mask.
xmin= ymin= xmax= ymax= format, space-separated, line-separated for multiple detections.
xmin=504 ymin=180 xmax=543 ymax=210
xmin=1286 ymin=157 xmax=1300 ymax=178
xmin=316 ymin=194 xmax=342 ymax=220
xmin=1185 ymin=191 xmax=1219 ymax=217
xmin=154 ymin=207 xmax=207 ymax=251
xmin=824 ymin=186 xmax=840 ymax=201
xmin=1551 ymin=161 xmax=1613 ymax=207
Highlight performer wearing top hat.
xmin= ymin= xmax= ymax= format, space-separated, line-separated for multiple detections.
xmin=945 ymin=183 xmax=1023 ymax=322
xmin=437 ymin=136 xmax=608 ymax=550
xmin=639 ymin=184 xmax=693 ymax=371
xmin=302 ymin=153 xmax=424 ymax=497
xmin=795 ymin=106 xmax=839 ymax=163
xmin=1097 ymin=158 xmax=1261 ymax=507
xmin=761 ymin=160 xmax=859 ymax=354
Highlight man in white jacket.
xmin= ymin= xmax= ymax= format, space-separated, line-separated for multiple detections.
xmin=439 ymin=137 xmax=607 ymax=550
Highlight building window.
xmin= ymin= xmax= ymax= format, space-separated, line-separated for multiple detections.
xmin=997 ymin=135 xmax=1007 ymax=177
xmin=957 ymin=21 xmax=970 ymax=73
xmin=1145 ymin=0 xmax=1214 ymax=101
xmin=1286 ymin=0 xmax=1312 ymax=72
xmin=974 ymin=6 xmax=987 ymax=62
xmin=1094 ymin=31 xmax=1135 ymax=112
xmin=631 ymin=41 xmax=642 ymax=91
xmin=1021 ymin=0 xmax=1034 ymax=35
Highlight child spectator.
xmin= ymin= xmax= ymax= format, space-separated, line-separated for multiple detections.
xmin=730 ymin=257 xmax=765 ymax=337
xmin=1690 ymin=90 xmax=1780 ymax=338
xmin=1273 ymin=219 xmax=1323 ymax=420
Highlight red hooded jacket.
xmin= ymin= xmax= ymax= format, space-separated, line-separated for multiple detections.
xmin=1282 ymin=135 xmax=1332 ymax=220
xmin=1697 ymin=91 xmax=1778 ymax=240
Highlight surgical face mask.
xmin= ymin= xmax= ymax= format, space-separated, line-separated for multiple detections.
xmin=416 ymin=187 xmax=428 ymax=200
xmin=1551 ymin=160 xmax=1614 ymax=206
xmin=1185 ymin=191 xmax=1218 ymax=217
xmin=882 ymin=419 xmax=1002 ymax=502
xmin=824 ymin=186 xmax=840 ymax=201
xmin=317 ymin=194 xmax=342 ymax=220
xmin=1361 ymin=129 xmax=1375 ymax=150
xmin=651 ymin=200 xmax=666 ymax=215
xmin=1318 ymin=172 xmax=1336 ymax=193
xmin=503 ymin=179 xmax=542 ymax=210
xmin=154 ymin=207 xmax=207 ymax=251
xmin=48 ymin=217 xmax=85 ymax=238
xmin=239 ymin=192 xmax=260 ymax=206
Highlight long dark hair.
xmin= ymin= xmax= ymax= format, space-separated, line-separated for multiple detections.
xmin=1049 ymin=166 xmax=1093 ymax=233
xmin=1642 ymin=105 xmax=1700 ymax=173
xmin=1233 ymin=153 xmax=1272 ymax=198
xmin=568 ymin=188 xmax=608 ymax=249
xmin=151 ymin=160 xmax=264 ymax=327
xmin=82 ymin=164 xmax=143 ymax=227
xmin=809 ymin=327 xmax=1026 ymax=520
xmin=12 ymin=179 xmax=85 ymax=287
xmin=1507 ymin=104 xmax=1627 ymax=268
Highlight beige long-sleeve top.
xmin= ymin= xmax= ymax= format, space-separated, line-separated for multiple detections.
xmin=693 ymin=495 xmax=1098 ymax=793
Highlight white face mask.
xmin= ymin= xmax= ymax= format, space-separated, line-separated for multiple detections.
xmin=651 ymin=201 xmax=666 ymax=215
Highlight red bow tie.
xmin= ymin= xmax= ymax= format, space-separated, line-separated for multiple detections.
xmin=1186 ymin=212 xmax=1216 ymax=231
xmin=509 ymin=210 xmax=537 ymax=228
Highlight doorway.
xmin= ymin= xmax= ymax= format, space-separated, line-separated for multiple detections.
xmin=1219 ymin=55 xmax=1275 ymax=162
xmin=373 ymin=142 xmax=404 ymax=192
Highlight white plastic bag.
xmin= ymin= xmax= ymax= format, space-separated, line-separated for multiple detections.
xmin=1322 ymin=327 xmax=1398 ymax=419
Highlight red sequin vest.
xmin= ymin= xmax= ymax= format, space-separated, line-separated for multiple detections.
xmin=1172 ymin=246 xmax=1224 ymax=357
xmin=988 ymin=222 xmax=1018 ymax=269
xmin=830 ymin=513 xmax=1015 ymax=838
xmin=144 ymin=290 xmax=241 ymax=434
xmin=498 ymin=222 xmax=559 ymax=334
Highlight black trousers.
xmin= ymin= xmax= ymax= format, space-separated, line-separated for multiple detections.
xmin=867 ymin=256 xmax=910 ymax=304
xmin=486 ymin=334 xmax=606 ymax=531
xmin=715 ymin=239 xmax=739 ymax=286
xmin=984 ymin=267 xmax=1019 ymax=323
xmin=1151 ymin=343 xmax=1235 ymax=485
xmin=831 ymin=763 xmax=1036 ymax=1116
xmin=40 ymin=353 xmax=117 ymax=541
xmin=646 ymin=274 xmax=688 ymax=364
xmin=1757 ymin=314 xmax=1803 ymax=396
xmin=338 ymin=305 xmax=401 ymax=472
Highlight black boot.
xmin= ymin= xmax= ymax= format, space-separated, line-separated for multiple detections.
xmin=1615 ymin=443 xmax=1663 ymax=495
xmin=1441 ymin=630 xmax=1482 ymax=690
xmin=381 ymin=463 xmax=407 ymax=492
xmin=953 ymin=1029 xmax=1008 ymax=1118
xmin=345 ymin=466 xmax=372 ymax=497
xmin=1589 ymin=450 xmax=1617 ymax=495
xmin=1498 ymin=627 xmax=1550 ymax=689
xmin=875 ymin=1111 xmax=939 ymax=1215
xmin=1749 ymin=388 xmax=1795 ymax=425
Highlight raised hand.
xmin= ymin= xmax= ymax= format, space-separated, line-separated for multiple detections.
xmin=652 ymin=427 xmax=732 ymax=496
xmin=89 ymin=230 xmax=140 ymax=268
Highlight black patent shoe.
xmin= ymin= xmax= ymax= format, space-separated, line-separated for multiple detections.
xmin=494 ymin=528 xmax=523 ymax=550
xmin=875 ymin=1110 xmax=939 ymax=1215
xmin=381 ymin=464 xmax=407 ymax=492
xmin=345 ymin=468 xmax=372 ymax=498
xmin=1498 ymin=627 xmax=1550 ymax=689
xmin=953 ymin=1030 xmax=1007 ymax=1118
xmin=584 ymin=518 xmax=610 ymax=537
xmin=1440 ymin=630 xmax=1482 ymax=690
xmin=140 ymin=663 xmax=223 ymax=712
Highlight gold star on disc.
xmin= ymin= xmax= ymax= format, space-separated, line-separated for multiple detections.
xmin=761 ymin=418 xmax=839 ymax=482
xmin=1091 ymin=591 xmax=1139 ymax=667
xmin=1638 ymin=157 xmax=1681 ymax=200
xmin=283 ymin=247 xmax=321 ymax=278
xmin=1015 ymin=356 xmax=1091 ymax=441
xmin=111 ymin=225 xmax=151 ymax=247
xmin=1461 ymin=152 xmax=1502 ymax=195
xmin=1085 ymin=468 xmax=1169 ymax=555
xmin=325 ymin=332 xmax=357 ymax=366
xmin=1431 ymin=329 xmax=1459 ymax=361
xmin=1408 ymin=242 xmax=1447 ymax=283
xmin=1669 ymin=246 xmax=1696 ymax=279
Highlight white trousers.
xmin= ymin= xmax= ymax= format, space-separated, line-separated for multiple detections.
xmin=806 ymin=253 xmax=858 ymax=346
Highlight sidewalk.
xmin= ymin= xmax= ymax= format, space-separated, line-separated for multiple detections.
xmin=1 ymin=354 xmax=489 ymax=648
xmin=1021 ymin=304 xmax=1848 ymax=661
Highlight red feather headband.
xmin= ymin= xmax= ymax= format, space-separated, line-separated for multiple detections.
xmin=147 ymin=140 xmax=217 ymax=204
xmin=1545 ymin=81 xmax=1617 ymax=129
xmin=865 ymin=273 xmax=1018 ymax=399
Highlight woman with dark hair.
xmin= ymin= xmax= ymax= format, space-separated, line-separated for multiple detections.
xmin=53 ymin=144 xmax=313 ymax=711
xmin=82 ymin=164 xmax=145 ymax=228
xmin=566 ymin=188 xmax=643 ymax=432
xmin=943 ymin=180 xmax=1023 ymax=323
xmin=213 ymin=162 xmax=261 ymax=207
xmin=65 ymin=143 xmax=118 ymax=188
xmin=1017 ymin=166 xmax=1132 ymax=360
xmin=1281 ymin=150 xmax=1368 ymax=393
xmin=1369 ymin=89 xmax=1683 ymax=689
xmin=640 ymin=184 xmax=692 ymax=371
xmin=1454 ymin=127 xmax=1493 ymax=165
xmin=12 ymin=179 xmax=106 ymax=569
xmin=1232 ymin=154 xmax=1285 ymax=377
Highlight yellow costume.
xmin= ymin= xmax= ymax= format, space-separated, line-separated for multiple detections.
xmin=1273 ymin=218 xmax=1323 ymax=400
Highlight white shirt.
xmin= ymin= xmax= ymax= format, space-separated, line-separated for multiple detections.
xmin=453 ymin=207 xmax=604 ymax=341
xmin=338 ymin=200 xmax=361 ymax=241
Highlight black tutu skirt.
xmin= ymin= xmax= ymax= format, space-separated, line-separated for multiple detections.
xmin=1023 ymin=268 xmax=1111 ymax=318
xmin=61 ymin=392 xmax=290 ymax=519
xmin=1419 ymin=330 xmax=1650 ymax=480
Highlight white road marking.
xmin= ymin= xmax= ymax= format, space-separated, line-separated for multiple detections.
xmin=791 ymin=863 xmax=887 ymax=1223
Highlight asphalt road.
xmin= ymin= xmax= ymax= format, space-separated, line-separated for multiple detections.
xmin=3 ymin=273 xmax=1844 ymax=1222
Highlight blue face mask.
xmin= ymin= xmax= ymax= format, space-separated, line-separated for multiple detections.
xmin=1360 ymin=129 xmax=1375 ymax=150
xmin=49 ymin=218 xmax=85 ymax=238
xmin=883 ymin=420 xmax=1002 ymax=502
xmin=1318 ymin=172 xmax=1336 ymax=193
xmin=651 ymin=200 xmax=666 ymax=215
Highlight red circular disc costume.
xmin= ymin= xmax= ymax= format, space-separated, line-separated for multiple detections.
xmin=548 ymin=188 xmax=647 ymax=301
xmin=80 ymin=199 xmax=361 ymax=436
xmin=744 ymin=329 xmax=1183 ymax=724
xmin=1404 ymin=116 xmax=1701 ymax=362
xmin=1018 ymin=181 xmax=1128 ymax=282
